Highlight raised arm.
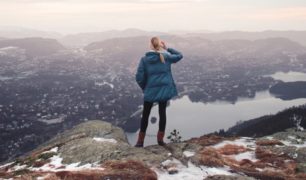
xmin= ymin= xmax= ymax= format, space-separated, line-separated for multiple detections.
xmin=135 ymin=57 xmax=147 ymax=91
xmin=166 ymin=47 xmax=183 ymax=64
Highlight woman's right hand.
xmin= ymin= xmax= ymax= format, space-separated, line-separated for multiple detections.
xmin=161 ymin=41 xmax=167 ymax=50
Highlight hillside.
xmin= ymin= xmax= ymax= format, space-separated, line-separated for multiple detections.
xmin=60 ymin=28 xmax=167 ymax=47
xmin=85 ymin=36 xmax=306 ymax=60
xmin=1 ymin=120 xmax=306 ymax=179
xmin=61 ymin=29 xmax=306 ymax=47
xmin=0 ymin=38 xmax=66 ymax=57
xmin=226 ymin=104 xmax=306 ymax=137
xmin=183 ymin=30 xmax=306 ymax=47
xmin=0 ymin=26 xmax=62 ymax=39
xmin=269 ymin=81 xmax=306 ymax=100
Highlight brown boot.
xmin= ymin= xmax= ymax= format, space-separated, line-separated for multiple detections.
xmin=157 ymin=131 xmax=166 ymax=146
xmin=134 ymin=131 xmax=146 ymax=147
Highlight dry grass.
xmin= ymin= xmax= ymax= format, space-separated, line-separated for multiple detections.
xmin=217 ymin=144 xmax=248 ymax=155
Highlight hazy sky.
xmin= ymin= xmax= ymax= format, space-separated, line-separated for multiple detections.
xmin=1 ymin=0 xmax=306 ymax=34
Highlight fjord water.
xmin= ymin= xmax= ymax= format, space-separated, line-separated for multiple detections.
xmin=126 ymin=71 xmax=306 ymax=146
xmin=268 ymin=71 xmax=306 ymax=82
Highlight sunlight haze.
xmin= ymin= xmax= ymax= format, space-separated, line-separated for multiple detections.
xmin=0 ymin=0 xmax=306 ymax=34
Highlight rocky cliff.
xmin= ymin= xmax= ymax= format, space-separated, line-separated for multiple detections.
xmin=1 ymin=120 xmax=306 ymax=180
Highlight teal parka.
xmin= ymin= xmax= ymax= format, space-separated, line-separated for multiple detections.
xmin=135 ymin=48 xmax=183 ymax=102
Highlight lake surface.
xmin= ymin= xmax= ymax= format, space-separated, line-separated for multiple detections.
xmin=268 ymin=71 xmax=306 ymax=82
xmin=126 ymin=71 xmax=306 ymax=146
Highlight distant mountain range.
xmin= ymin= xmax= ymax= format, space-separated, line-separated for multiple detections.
xmin=0 ymin=33 xmax=304 ymax=61
xmin=0 ymin=37 xmax=66 ymax=56
xmin=63 ymin=30 xmax=306 ymax=48
xmin=84 ymin=36 xmax=306 ymax=60
xmin=1 ymin=27 xmax=306 ymax=47
xmin=60 ymin=28 xmax=168 ymax=47
xmin=183 ymin=30 xmax=306 ymax=47
xmin=0 ymin=26 xmax=61 ymax=39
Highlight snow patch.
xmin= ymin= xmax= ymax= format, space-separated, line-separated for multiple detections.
xmin=42 ymin=147 xmax=58 ymax=154
xmin=0 ymin=162 xmax=14 ymax=169
xmin=183 ymin=151 xmax=195 ymax=157
xmin=29 ymin=154 xmax=104 ymax=172
xmin=93 ymin=137 xmax=117 ymax=144
xmin=230 ymin=151 xmax=258 ymax=162
xmin=155 ymin=158 xmax=237 ymax=180
xmin=280 ymin=140 xmax=306 ymax=148
xmin=265 ymin=136 xmax=274 ymax=140
xmin=202 ymin=166 xmax=235 ymax=176
xmin=38 ymin=155 xmax=63 ymax=171
xmin=213 ymin=137 xmax=256 ymax=150
xmin=9 ymin=164 xmax=27 ymax=172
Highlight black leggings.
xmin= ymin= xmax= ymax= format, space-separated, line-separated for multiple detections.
xmin=140 ymin=101 xmax=167 ymax=133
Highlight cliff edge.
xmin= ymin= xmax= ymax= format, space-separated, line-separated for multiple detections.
xmin=1 ymin=120 xmax=306 ymax=180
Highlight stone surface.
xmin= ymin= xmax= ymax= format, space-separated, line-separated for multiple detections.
xmin=36 ymin=120 xmax=171 ymax=166
xmin=1 ymin=121 xmax=306 ymax=180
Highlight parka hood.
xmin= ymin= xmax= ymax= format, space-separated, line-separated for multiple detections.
xmin=145 ymin=51 xmax=163 ymax=64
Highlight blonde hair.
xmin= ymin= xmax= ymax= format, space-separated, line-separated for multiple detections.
xmin=151 ymin=37 xmax=165 ymax=63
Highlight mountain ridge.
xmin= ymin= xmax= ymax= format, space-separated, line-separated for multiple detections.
xmin=1 ymin=27 xmax=306 ymax=47
xmin=0 ymin=37 xmax=66 ymax=57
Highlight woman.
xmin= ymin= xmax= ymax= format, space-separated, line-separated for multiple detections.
xmin=134 ymin=37 xmax=183 ymax=147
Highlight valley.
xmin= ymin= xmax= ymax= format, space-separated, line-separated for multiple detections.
xmin=0 ymin=34 xmax=306 ymax=163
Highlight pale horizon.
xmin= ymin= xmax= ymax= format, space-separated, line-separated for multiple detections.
xmin=0 ymin=0 xmax=306 ymax=34
xmin=3 ymin=25 xmax=306 ymax=36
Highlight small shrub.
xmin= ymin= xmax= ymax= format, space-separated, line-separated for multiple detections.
xmin=167 ymin=129 xmax=182 ymax=143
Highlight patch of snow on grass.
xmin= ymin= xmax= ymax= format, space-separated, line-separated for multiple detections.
xmin=65 ymin=162 xmax=81 ymax=169
xmin=9 ymin=164 xmax=27 ymax=172
xmin=183 ymin=151 xmax=195 ymax=157
xmin=30 ymin=154 xmax=104 ymax=172
xmin=265 ymin=136 xmax=274 ymax=140
xmin=288 ymin=135 xmax=296 ymax=140
xmin=202 ymin=165 xmax=235 ymax=176
xmin=280 ymin=140 xmax=306 ymax=148
xmin=230 ymin=151 xmax=258 ymax=162
xmin=42 ymin=147 xmax=58 ymax=154
xmin=212 ymin=137 xmax=258 ymax=162
xmin=36 ymin=176 xmax=45 ymax=180
xmin=213 ymin=137 xmax=256 ymax=150
xmin=37 ymin=155 xmax=63 ymax=171
xmin=0 ymin=162 xmax=14 ymax=169
xmin=155 ymin=158 xmax=237 ymax=180
xmin=93 ymin=137 xmax=117 ymax=143
xmin=65 ymin=162 xmax=98 ymax=170
xmin=155 ymin=160 xmax=204 ymax=180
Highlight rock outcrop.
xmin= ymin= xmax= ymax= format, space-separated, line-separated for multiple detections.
xmin=1 ymin=120 xmax=306 ymax=180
